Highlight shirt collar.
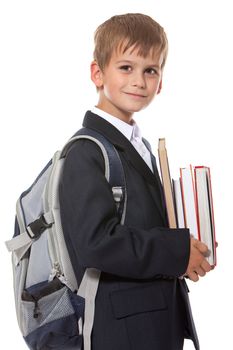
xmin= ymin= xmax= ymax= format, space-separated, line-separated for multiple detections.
xmin=92 ymin=107 xmax=142 ymax=142
xmin=131 ymin=122 xmax=142 ymax=140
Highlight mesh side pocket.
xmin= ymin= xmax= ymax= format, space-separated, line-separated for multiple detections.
xmin=21 ymin=278 xmax=84 ymax=350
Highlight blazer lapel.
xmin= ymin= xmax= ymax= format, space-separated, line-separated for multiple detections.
xmin=82 ymin=111 xmax=167 ymax=222
xmin=123 ymin=145 xmax=167 ymax=221
xmin=149 ymin=153 xmax=168 ymax=225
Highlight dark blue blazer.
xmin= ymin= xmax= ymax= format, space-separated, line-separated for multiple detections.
xmin=59 ymin=111 xmax=199 ymax=350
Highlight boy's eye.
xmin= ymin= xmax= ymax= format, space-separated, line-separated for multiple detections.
xmin=119 ymin=65 xmax=132 ymax=72
xmin=145 ymin=68 xmax=157 ymax=75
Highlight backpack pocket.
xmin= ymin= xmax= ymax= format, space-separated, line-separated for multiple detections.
xmin=21 ymin=277 xmax=84 ymax=350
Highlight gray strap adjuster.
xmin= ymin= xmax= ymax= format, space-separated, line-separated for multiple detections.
xmin=112 ymin=186 xmax=124 ymax=203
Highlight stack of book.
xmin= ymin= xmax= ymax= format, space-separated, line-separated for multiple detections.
xmin=158 ymin=138 xmax=217 ymax=266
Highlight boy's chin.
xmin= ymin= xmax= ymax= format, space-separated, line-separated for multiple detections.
xmin=127 ymin=105 xmax=147 ymax=113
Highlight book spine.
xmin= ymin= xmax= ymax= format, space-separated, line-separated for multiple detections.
xmin=194 ymin=166 xmax=217 ymax=266
xmin=158 ymin=139 xmax=177 ymax=229
xmin=179 ymin=168 xmax=187 ymax=228
xmin=180 ymin=165 xmax=199 ymax=239
xmin=194 ymin=167 xmax=202 ymax=241
xmin=206 ymin=167 xmax=217 ymax=266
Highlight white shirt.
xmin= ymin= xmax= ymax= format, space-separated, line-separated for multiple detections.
xmin=92 ymin=107 xmax=153 ymax=172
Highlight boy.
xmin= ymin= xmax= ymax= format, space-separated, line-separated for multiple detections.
xmin=59 ymin=13 xmax=212 ymax=350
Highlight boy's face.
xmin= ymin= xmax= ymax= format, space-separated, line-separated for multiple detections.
xmin=91 ymin=45 xmax=164 ymax=124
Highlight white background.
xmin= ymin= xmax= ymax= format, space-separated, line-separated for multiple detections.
xmin=0 ymin=0 xmax=232 ymax=349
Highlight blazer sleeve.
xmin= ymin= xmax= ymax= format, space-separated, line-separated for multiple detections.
xmin=59 ymin=139 xmax=190 ymax=280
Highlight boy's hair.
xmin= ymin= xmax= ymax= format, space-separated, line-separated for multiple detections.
xmin=93 ymin=13 xmax=168 ymax=71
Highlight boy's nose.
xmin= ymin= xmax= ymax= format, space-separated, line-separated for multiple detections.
xmin=131 ymin=73 xmax=146 ymax=89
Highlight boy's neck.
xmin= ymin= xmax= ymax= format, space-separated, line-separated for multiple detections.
xmin=96 ymin=102 xmax=134 ymax=125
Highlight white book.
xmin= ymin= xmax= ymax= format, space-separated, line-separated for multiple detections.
xmin=180 ymin=166 xmax=199 ymax=239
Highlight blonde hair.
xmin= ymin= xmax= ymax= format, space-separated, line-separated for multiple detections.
xmin=93 ymin=13 xmax=168 ymax=71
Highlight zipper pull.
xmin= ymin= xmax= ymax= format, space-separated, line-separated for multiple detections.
xmin=48 ymin=261 xmax=61 ymax=281
xmin=33 ymin=298 xmax=40 ymax=318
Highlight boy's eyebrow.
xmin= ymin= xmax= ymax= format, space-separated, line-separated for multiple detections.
xmin=115 ymin=59 xmax=161 ymax=68
xmin=115 ymin=60 xmax=134 ymax=64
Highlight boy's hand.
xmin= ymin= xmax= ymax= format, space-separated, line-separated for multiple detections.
xmin=185 ymin=237 xmax=212 ymax=282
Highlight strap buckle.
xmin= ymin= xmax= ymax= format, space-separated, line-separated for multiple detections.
xmin=26 ymin=214 xmax=52 ymax=239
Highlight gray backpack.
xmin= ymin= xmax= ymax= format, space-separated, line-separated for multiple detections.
xmin=5 ymin=128 xmax=126 ymax=350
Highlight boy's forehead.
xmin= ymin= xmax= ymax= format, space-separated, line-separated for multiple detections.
xmin=112 ymin=43 xmax=164 ymax=65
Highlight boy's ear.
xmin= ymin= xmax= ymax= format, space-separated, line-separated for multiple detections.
xmin=90 ymin=61 xmax=103 ymax=88
xmin=157 ymin=79 xmax=163 ymax=95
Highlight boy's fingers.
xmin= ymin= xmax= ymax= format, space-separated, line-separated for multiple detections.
xmin=201 ymin=259 xmax=212 ymax=272
xmin=187 ymin=272 xmax=199 ymax=282
xmin=195 ymin=267 xmax=206 ymax=277
xmin=195 ymin=240 xmax=209 ymax=254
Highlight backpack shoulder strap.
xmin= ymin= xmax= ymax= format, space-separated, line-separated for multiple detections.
xmin=61 ymin=127 xmax=127 ymax=222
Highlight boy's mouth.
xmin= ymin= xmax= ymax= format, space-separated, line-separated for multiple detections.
xmin=124 ymin=92 xmax=147 ymax=98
